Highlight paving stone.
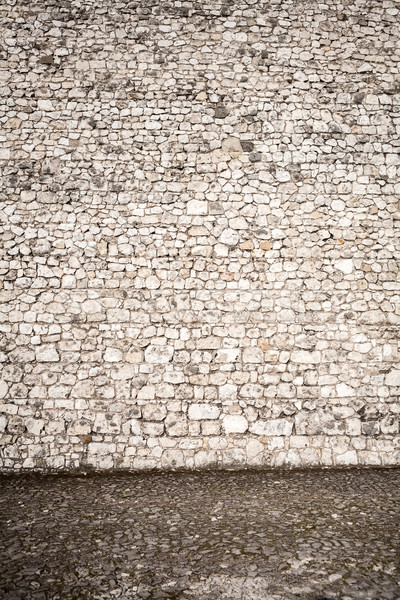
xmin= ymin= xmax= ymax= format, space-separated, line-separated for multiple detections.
xmin=0 ymin=470 xmax=398 ymax=600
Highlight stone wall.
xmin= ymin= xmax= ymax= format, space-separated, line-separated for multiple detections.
xmin=1 ymin=0 xmax=399 ymax=471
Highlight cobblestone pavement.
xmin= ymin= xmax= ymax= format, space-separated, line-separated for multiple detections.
xmin=0 ymin=469 xmax=399 ymax=600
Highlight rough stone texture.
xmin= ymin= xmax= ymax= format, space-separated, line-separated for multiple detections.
xmin=0 ymin=0 xmax=399 ymax=471
xmin=0 ymin=470 xmax=399 ymax=600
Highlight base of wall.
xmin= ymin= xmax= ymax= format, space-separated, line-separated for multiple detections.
xmin=1 ymin=435 xmax=398 ymax=472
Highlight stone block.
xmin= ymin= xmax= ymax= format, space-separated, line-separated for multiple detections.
xmin=145 ymin=345 xmax=174 ymax=364
xmin=36 ymin=346 xmax=60 ymax=362
xmin=250 ymin=419 xmax=293 ymax=436
xmin=223 ymin=415 xmax=248 ymax=434
xmin=188 ymin=404 xmax=220 ymax=420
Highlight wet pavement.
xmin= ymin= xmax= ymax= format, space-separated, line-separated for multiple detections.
xmin=0 ymin=469 xmax=399 ymax=600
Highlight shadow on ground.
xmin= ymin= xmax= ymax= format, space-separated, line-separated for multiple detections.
xmin=0 ymin=468 xmax=399 ymax=599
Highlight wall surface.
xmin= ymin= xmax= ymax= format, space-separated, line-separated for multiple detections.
xmin=1 ymin=0 xmax=399 ymax=471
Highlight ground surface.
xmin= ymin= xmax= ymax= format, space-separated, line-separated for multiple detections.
xmin=0 ymin=469 xmax=399 ymax=600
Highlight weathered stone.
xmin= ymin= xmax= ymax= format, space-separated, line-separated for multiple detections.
xmin=68 ymin=420 xmax=91 ymax=435
xmin=161 ymin=448 xmax=185 ymax=468
xmin=335 ymin=259 xmax=353 ymax=274
xmin=215 ymin=349 xmax=240 ymax=363
xmin=197 ymin=336 xmax=221 ymax=350
xmin=385 ymin=370 xmax=400 ymax=386
xmin=243 ymin=347 xmax=263 ymax=364
xmin=215 ymin=106 xmax=229 ymax=119
xmin=145 ymin=345 xmax=174 ymax=364
xmin=82 ymin=299 xmax=102 ymax=313
xmin=221 ymin=136 xmax=242 ymax=155
xmin=0 ymin=0 xmax=398 ymax=473
xmin=260 ymin=240 xmax=272 ymax=250
xmin=223 ymin=415 xmax=248 ymax=434
xmin=94 ymin=413 xmax=121 ymax=434
xmin=62 ymin=275 xmax=76 ymax=288
xmin=246 ymin=438 xmax=265 ymax=460
xmin=239 ymin=240 xmax=254 ymax=251
xmin=112 ymin=364 xmax=136 ymax=380
xmin=25 ymin=419 xmax=45 ymax=436
xmin=107 ymin=309 xmax=129 ymax=323
xmin=142 ymin=404 xmax=167 ymax=422
xmin=104 ymin=347 xmax=123 ymax=362
xmin=291 ymin=351 xmax=321 ymax=364
xmin=240 ymin=383 xmax=263 ymax=399
xmin=229 ymin=217 xmax=247 ymax=230
xmin=137 ymin=385 xmax=156 ymax=400
xmin=39 ymin=55 xmax=54 ymax=65
xmin=337 ymin=383 xmax=355 ymax=397
xmin=219 ymin=384 xmax=237 ymax=400
xmin=146 ymin=276 xmax=161 ymax=289
xmin=250 ymin=419 xmax=293 ymax=436
xmin=71 ymin=380 xmax=95 ymax=398
xmin=0 ymin=416 xmax=7 ymax=433
xmin=220 ymin=229 xmax=239 ymax=246
xmin=165 ymin=413 xmax=188 ymax=437
xmin=0 ymin=381 xmax=8 ymax=399
xmin=35 ymin=346 xmax=60 ymax=362
xmin=240 ymin=141 xmax=254 ymax=152
xmin=188 ymin=404 xmax=220 ymax=420
xmin=87 ymin=443 xmax=117 ymax=456
xmin=335 ymin=451 xmax=358 ymax=466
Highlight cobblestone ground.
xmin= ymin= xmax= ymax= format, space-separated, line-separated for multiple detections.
xmin=0 ymin=469 xmax=399 ymax=600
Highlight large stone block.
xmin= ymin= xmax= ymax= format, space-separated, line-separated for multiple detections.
xmin=250 ymin=419 xmax=293 ymax=436
xmin=188 ymin=404 xmax=220 ymax=420
xmin=144 ymin=345 xmax=174 ymax=364
xmin=223 ymin=415 xmax=248 ymax=434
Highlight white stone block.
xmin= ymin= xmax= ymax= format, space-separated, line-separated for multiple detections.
xmin=187 ymin=200 xmax=208 ymax=215
xmin=385 ymin=370 xmax=400 ymax=386
xmin=71 ymin=380 xmax=94 ymax=398
xmin=145 ymin=345 xmax=174 ymax=364
xmin=243 ymin=347 xmax=263 ymax=363
xmin=335 ymin=259 xmax=353 ymax=274
xmin=223 ymin=415 xmax=248 ymax=434
xmin=36 ymin=346 xmax=60 ymax=362
xmin=146 ymin=276 xmax=161 ymax=289
xmin=219 ymin=384 xmax=237 ymax=399
xmin=104 ymin=347 xmax=123 ymax=362
xmin=112 ymin=364 xmax=136 ymax=380
xmin=335 ymin=450 xmax=358 ymax=466
xmin=336 ymin=383 xmax=355 ymax=397
xmin=220 ymin=229 xmax=239 ymax=245
xmin=0 ymin=381 xmax=8 ymax=399
xmin=62 ymin=275 xmax=76 ymax=288
xmin=26 ymin=419 xmax=44 ymax=436
xmin=215 ymin=348 xmax=240 ymax=363
xmin=87 ymin=443 xmax=117 ymax=456
xmin=142 ymin=404 xmax=167 ymax=421
xmin=82 ymin=299 xmax=101 ymax=313
xmin=137 ymin=385 xmax=156 ymax=400
xmin=291 ymin=350 xmax=320 ymax=364
xmin=188 ymin=404 xmax=220 ymax=420
xmin=250 ymin=419 xmax=293 ymax=436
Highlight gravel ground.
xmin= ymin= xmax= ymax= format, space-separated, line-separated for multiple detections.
xmin=0 ymin=468 xmax=399 ymax=600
